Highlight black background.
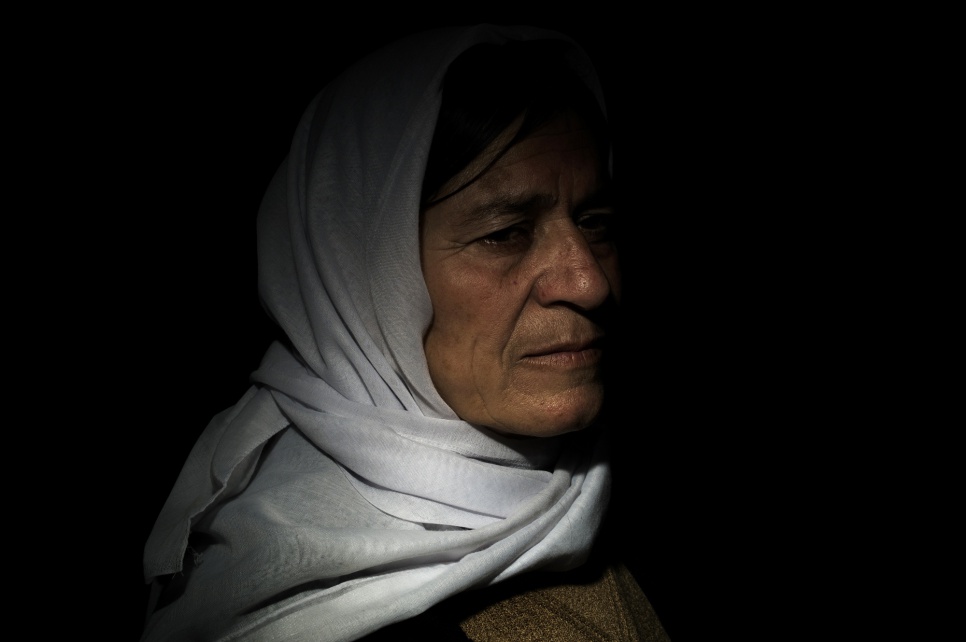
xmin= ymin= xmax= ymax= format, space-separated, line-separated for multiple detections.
xmin=55 ymin=14 xmax=870 ymax=641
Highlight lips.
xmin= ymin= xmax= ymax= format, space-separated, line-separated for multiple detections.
xmin=520 ymin=332 xmax=605 ymax=369
xmin=525 ymin=335 xmax=603 ymax=357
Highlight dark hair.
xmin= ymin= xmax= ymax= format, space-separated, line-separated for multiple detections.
xmin=420 ymin=38 xmax=610 ymax=208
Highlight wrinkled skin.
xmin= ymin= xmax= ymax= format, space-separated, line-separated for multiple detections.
xmin=421 ymin=111 xmax=622 ymax=437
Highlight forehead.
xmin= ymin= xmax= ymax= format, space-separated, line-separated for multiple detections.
xmin=457 ymin=112 xmax=606 ymax=200
xmin=422 ymin=117 xmax=609 ymax=240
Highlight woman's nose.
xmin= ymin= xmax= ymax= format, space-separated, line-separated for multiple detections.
xmin=532 ymin=224 xmax=614 ymax=310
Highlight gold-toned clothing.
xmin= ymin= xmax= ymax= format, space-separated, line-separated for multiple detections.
xmin=366 ymin=553 xmax=670 ymax=641
xmin=459 ymin=563 xmax=669 ymax=642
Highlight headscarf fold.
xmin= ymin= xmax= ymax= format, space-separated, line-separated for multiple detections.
xmin=142 ymin=24 xmax=613 ymax=642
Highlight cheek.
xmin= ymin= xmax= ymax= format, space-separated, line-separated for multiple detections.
xmin=423 ymin=264 xmax=513 ymax=421
xmin=423 ymin=267 xmax=485 ymax=388
xmin=591 ymin=245 xmax=622 ymax=304
xmin=425 ymin=258 xmax=520 ymax=338
xmin=426 ymin=267 xmax=486 ymax=337
xmin=604 ymin=256 xmax=622 ymax=304
xmin=423 ymin=260 xmax=526 ymax=389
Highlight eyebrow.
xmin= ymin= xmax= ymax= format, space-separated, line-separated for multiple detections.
xmin=457 ymin=185 xmax=613 ymax=230
xmin=575 ymin=185 xmax=613 ymax=213
xmin=479 ymin=193 xmax=557 ymax=217
xmin=446 ymin=193 xmax=552 ymax=234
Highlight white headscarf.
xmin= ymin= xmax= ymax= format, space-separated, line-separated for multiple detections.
xmin=142 ymin=24 xmax=613 ymax=642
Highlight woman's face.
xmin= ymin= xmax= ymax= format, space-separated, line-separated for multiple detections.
xmin=420 ymin=112 xmax=621 ymax=437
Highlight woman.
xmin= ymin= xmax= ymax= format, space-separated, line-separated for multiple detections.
xmin=141 ymin=24 xmax=668 ymax=641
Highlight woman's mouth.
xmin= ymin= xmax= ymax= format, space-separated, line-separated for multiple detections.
xmin=521 ymin=337 xmax=604 ymax=368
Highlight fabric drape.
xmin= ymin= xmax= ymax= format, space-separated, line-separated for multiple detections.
xmin=141 ymin=24 xmax=614 ymax=642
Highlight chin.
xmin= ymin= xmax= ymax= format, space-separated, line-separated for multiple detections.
xmin=494 ymin=388 xmax=605 ymax=438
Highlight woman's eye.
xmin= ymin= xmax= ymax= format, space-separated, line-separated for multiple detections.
xmin=478 ymin=226 xmax=530 ymax=251
xmin=577 ymin=212 xmax=614 ymax=243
